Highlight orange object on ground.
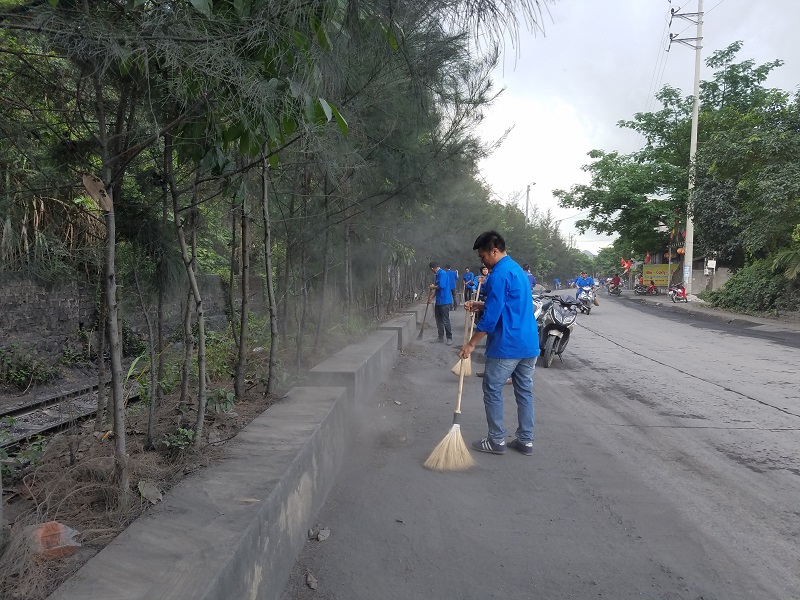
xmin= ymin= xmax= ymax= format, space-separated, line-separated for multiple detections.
xmin=30 ymin=521 xmax=81 ymax=561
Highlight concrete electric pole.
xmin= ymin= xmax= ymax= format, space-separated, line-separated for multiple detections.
xmin=526 ymin=182 xmax=536 ymax=223
xmin=669 ymin=0 xmax=703 ymax=295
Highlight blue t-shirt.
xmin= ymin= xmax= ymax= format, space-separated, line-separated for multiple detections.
xmin=434 ymin=268 xmax=453 ymax=305
xmin=476 ymin=256 xmax=539 ymax=359
xmin=463 ymin=271 xmax=476 ymax=290
xmin=575 ymin=276 xmax=595 ymax=288
xmin=447 ymin=269 xmax=457 ymax=291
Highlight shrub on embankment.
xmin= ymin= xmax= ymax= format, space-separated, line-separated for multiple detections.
xmin=705 ymin=259 xmax=800 ymax=315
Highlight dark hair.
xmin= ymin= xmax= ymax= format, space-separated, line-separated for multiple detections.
xmin=429 ymin=260 xmax=439 ymax=269
xmin=472 ymin=230 xmax=506 ymax=253
xmin=445 ymin=264 xmax=451 ymax=269
xmin=522 ymin=263 xmax=530 ymax=270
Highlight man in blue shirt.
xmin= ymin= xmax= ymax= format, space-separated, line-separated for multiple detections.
xmin=460 ymin=231 xmax=539 ymax=456
xmin=574 ymin=270 xmax=595 ymax=299
xmin=553 ymin=276 xmax=561 ymax=290
xmin=463 ymin=267 xmax=476 ymax=301
xmin=444 ymin=265 xmax=458 ymax=310
xmin=428 ymin=261 xmax=453 ymax=345
xmin=522 ymin=263 xmax=537 ymax=289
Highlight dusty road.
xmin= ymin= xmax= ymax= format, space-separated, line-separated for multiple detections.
xmin=281 ymin=296 xmax=800 ymax=600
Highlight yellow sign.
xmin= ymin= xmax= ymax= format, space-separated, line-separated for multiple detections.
xmin=642 ymin=264 xmax=679 ymax=286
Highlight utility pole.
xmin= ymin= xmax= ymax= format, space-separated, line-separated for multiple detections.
xmin=669 ymin=0 xmax=703 ymax=295
xmin=526 ymin=182 xmax=535 ymax=223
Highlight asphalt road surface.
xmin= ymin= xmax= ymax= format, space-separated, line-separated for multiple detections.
xmin=281 ymin=295 xmax=800 ymax=600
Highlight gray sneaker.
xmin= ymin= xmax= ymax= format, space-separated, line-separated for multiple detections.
xmin=445 ymin=338 xmax=453 ymax=346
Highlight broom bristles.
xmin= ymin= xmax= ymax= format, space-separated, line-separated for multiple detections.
xmin=450 ymin=357 xmax=472 ymax=377
xmin=423 ymin=424 xmax=475 ymax=471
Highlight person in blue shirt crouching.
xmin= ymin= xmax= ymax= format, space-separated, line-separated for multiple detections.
xmin=459 ymin=231 xmax=539 ymax=456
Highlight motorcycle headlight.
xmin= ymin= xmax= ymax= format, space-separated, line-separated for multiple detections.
xmin=554 ymin=307 xmax=577 ymax=325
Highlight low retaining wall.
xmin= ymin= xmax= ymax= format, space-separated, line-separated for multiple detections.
xmin=49 ymin=307 xmax=425 ymax=600
xmin=378 ymin=315 xmax=417 ymax=350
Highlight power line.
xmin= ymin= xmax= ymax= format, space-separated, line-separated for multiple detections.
xmin=705 ymin=0 xmax=729 ymax=15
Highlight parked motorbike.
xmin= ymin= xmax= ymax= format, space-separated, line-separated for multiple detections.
xmin=534 ymin=292 xmax=579 ymax=368
xmin=577 ymin=285 xmax=594 ymax=314
xmin=668 ymin=282 xmax=688 ymax=303
xmin=634 ymin=283 xmax=659 ymax=295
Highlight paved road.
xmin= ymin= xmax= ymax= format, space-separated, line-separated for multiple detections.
xmin=281 ymin=295 xmax=800 ymax=600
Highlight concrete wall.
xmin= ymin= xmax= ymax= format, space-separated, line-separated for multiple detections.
xmin=48 ymin=308 xmax=423 ymax=600
xmin=0 ymin=274 xmax=258 ymax=362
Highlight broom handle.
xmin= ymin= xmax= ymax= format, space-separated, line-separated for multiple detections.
xmin=468 ymin=281 xmax=482 ymax=338
xmin=454 ymin=281 xmax=481 ymax=414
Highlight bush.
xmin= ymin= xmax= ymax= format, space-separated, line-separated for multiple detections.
xmin=707 ymin=260 xmax=800 ymax=314
xmin=0 ymin=346 xmax=58 ymax=390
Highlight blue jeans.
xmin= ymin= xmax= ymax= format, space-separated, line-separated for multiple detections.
xmin=482 ymin=357 xmax=536 ymax=444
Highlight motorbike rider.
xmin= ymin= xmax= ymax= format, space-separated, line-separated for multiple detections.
xmin=609 ymin=273 xmax=621 ymax=293
xmin=574 ymin=270 xmax=595 ymax=299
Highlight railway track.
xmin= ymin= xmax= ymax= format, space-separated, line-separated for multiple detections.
xmin=0 ymin=381 xmax=139 ymax=450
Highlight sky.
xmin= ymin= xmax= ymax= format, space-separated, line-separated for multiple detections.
xmin=476 ymin=0 xmax=800 ymax=255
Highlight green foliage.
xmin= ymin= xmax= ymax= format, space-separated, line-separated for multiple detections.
xmin=121 ymin=322 xmax=148 ymax=358
xmin=706 ymin=260 xmax=800 ymax=314
xmin=161 ymin=427 xmax=196 ymax=453
xmin=60 ymin=346 xmax=88 ymax=366
xmin=557 ymin=42 xmax=800 ymax=276
xmin=0 ymin=346 xmax=58 ymax=390
xmin=204 ymin=329 xmax=237 ymax=381
xmin=207 ymin=388 xmax=236 ymax=414
xmin=1 ymin=433 xmax=49 ymax=476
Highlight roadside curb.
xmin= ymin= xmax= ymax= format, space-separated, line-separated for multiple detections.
xmin=618 ymin=292 xmax=800 ymax=331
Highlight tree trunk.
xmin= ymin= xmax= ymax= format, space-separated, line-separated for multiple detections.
xmin=179 ymin=291 xmax=192 ymax=405
xmin=297 ymin=240 xmax=308 ymax=372
xmin=165 ymin=132 xmax=208 ymax=448
xmin=260 ymin=155 xmax=279 ymax=395
xmin=156 ymin=180 xmax=169 ymax=410
xmin=102 ymin=194 xmax=129 ymax=502
xmin=134 ymin=269 xmax=159 ymax=449
xmin=228 ymin=194 xmax=240 ymax=348
xmin=189 ymin=205 xmax=208 ymax=449
xmin=345 ymin=222 xmax=353 ymax=315
xmin=94 ymin=290 xmax=108 ymax=432
xmin=314 ymin=179 xmax=331 ymax=348
xmin=234 ymin=193 xmax=249 ymax=399
xmin=91 ymin=66 xmax=128 ymax=503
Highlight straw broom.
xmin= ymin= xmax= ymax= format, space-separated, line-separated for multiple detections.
xmin=450 ymin=282 xmax=481 ymax=376
xmin=424 ymin=295 xmax=478 ymax=471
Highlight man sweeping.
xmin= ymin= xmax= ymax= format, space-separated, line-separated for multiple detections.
xmin=459 ymin=230 xmax=539 ymax=456
xmin=428 ymin=261 xmax=453 ymax=345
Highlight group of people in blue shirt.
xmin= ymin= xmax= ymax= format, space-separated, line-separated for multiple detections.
xmin=429 ymin=230 xmax=540 ymax=457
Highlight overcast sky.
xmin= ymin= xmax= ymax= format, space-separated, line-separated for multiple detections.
xmin=476 ymin=0 xmax=800 ymax=255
